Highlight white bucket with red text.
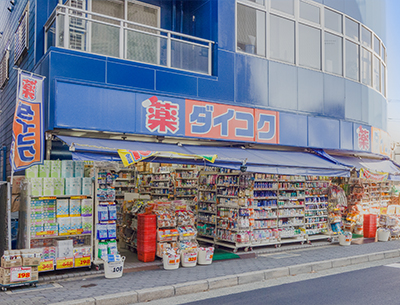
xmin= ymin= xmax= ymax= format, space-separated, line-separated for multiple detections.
xmin=181 ymin=249 xmax=197 ymax=267
xmin=197 ymin=247 xmax=214 ymax=265
xmin=163 ymin=253 xmax=180 ymax=270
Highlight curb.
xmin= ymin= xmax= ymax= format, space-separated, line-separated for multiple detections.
xmin=48 ymin=249 xmax=400 ymax=305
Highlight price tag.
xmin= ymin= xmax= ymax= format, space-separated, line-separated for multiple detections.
xmin=71 ymin=196 xmax=87 ymax=199
xmin=38 ymin=259 xmax=54 ymax=272
xmin=68 ymin=229 xmax=78 ymax=234
xmin=10 ymin=267 xmax=31 ymax=282
xmin=56 ymin=257 xmax=74 ymax=270
xmin=74 ymin=256 xmax=91 ymax=267
xmin=183 ymin=252 xmax=197 ymax=263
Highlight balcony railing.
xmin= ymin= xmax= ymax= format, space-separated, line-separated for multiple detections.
xmin=44 ymin=4 xmax=214 ymax=75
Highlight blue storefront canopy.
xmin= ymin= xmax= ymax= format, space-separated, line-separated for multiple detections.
xmin=313 ymin=149 xmax=400 ymax=180
xmin=57 ymin=135 xmax=350 ymax=177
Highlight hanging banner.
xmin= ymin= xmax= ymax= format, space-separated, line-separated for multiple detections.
xmin=117 ymin=149 xmax=217 ymax=167
xmin=359 ymin=168 xmax=388 ymax=181
xmin=10 ymin=70 xmax=45 ymax=173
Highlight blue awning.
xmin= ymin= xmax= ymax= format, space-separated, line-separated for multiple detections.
xmin=313 ymin=150 xmax=400 ymax=180
xmin=57 ymin=135 xmax=350 ymax=177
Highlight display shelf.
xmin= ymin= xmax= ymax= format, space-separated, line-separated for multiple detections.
xmin=253 ymin=226 xmax=278 ymax=229
xmin=197 ymin=220 xmax=216 ymax=225
xmin=278 ymin=215 xmax=304 ymax=218
xmin=175 ymin=186 xmax=197 ymax=189
xmin=197 ymin=210 xmax=216 ymax=214
xmin=31 ymin=233 xmax=92 ymax=240
xmin=198 ymin=200 xmax=216 ymax=204
xmin=253 ymin=217 xmax=278 ymax=220
xmin=278 ymin=205 xmax=304 ymax=209
xmin=251 ymin=206 xmax=278 ymax=209
xmin=30 ymin=195 xmax=92 ymax=199
xmin=253 ymin=197 xmax=278 ymax=200
xmin=305 ymin=221 xmax=326 ymax=225
xmin=217 ymin=195 xmax=238 ymax=198
xmin=197 ymin=236 xmax=215 ymax=244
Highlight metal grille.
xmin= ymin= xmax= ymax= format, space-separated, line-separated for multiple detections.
xmin=0 ymin=50 xmax=9 ymax=89
xmin=14 ymin=10 xmax=29 ymax=65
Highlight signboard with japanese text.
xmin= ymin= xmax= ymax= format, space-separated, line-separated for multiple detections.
xmin=185 ymin=99 xmax=279 ymax=144
xmin=354 ymin=124 xmax=371 ymax=152
xmin=10 ymin=70 xmax=45 ymax=172
xmin=10 ymin=267 xmax=31 ymax=282
xmin=371 ymin=127 xmax=391 ymax=157
xmin=136 ymin=94 xmax=186 ymax=137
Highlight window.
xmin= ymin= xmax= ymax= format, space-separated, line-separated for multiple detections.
xmin=373 ymin=55 xmax=380 ymax=92
xmin=381 ymin=45 xmax=386 ymax=62
xmin=299 ymin=24 xmax=321 ymax=70
xmin=373 ymin=36 xmax=380 ymax=55
xmin=325 ymin=32 xmax=342 ymax=75
xmin=300 ymin=1 xmax=320 ymax=24
xmin=362 ymin=26 xmax=371 ymax=48
xmin=325 ymin=8 xmax=342 ymax=33
xmin=270 ymin=14 xmax=294 ymax=64
xmin=270 ymin=0 xmax=294 ymax=16
xmin=345 ymin=17 xmax=359 ymax=41
xmin=14 ymin=7 xmax=29 ymax=65
xmin=243 ymin=0 xmax=265 ymax=5
xmin=361 ymin=48 xmax=372 ymax=86
xmin=381 ymin=63 xmax=386 ymax=96
xmin=237 ymin=4 xmax=266 ymax=56
xmin=345 ymin=40 xmax=359 ymax=81
xmin=0 ymin=50 xmax=9 ymax=89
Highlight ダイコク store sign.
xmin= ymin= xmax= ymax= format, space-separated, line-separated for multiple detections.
xmin=137 ymin=94 xmax=279 ymax=144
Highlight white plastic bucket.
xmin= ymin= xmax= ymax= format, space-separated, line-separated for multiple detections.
xmin=339 ymin=234 xmax=352 ymax=246
xmin=198 ymin=247 xmax=214 ymax=265
xmin=181 ymin=250 xmax=197 ymax=267
xmin=378 ymin=229 xmax=390 ymax=242
xmin=163 ymin=254 xmax=180 ymax=270
xmin=104 ymin=256 xmax=125 ymax=279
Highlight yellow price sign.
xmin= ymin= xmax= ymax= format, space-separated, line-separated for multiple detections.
xmin=74 ymin=256 xmax=91 ymax=267
xmin=71 ymin=196 xmax=87 ymax=199
xmin=38 ymin=259 xmax=54 ymax=272
xmin=56 ymin=257 xmax=74 ymax=270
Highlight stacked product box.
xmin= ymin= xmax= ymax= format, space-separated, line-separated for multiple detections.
xmin=0 ymin=250 xmax=40 ymax=285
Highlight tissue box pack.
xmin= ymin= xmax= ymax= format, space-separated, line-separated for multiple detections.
xmin=29 ymin=178 xmax=43 ymax=196
xmin=61 ymin=160 xmax=74 ymax=178
xmin=82 ymin=217 xmax=93 ymax=234
xmin=65 ymin=178 xmax=81 ymax=196
xmin=70 ymin=217 xmax=82 ymax=231
xmin=53 ymin=178 xmax=64 ymax=196
xmin=57 ymin=199 xmax=69 ymax=217
xmin=69 ymin=199 xmax=81 ymax=217
xmin=50 ymin=160 xmax=61 ymax=178
xmin=74 ymin=161 xmax=85 ymax=178
xmin=81 ymin=178 xmax=92 ymax=195
xmin=58 ymin=217 xmax=71 ymax=235
xmin=55 ymin=240 xmax=73 ymax=258
xmin=26 ymin=165 xmax=39 ymax=178
xmin=73 ymin=246 xmax=91 ymax=257
xmin=43 ymin=178 xmax=54 ymax=196
xmin=39 ymin=160 xmax=51 ymax=178
xmin=81 ymin=199 xmax=93 ymax=217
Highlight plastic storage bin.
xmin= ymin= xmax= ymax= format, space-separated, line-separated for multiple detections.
xmin=163 ymin=253 xmax=180 ymax=270
xmin=138 ymin=251 xmax=155 ymax=262
xmin=198 ymin=247 xmax=214 ymax=265
xmin=104 ymin=256 xmax=125 ymax=279
xmin=181 ymin=249 xmax=197 ymax=267
xmin=377 ymin=229 xmax=390 ymax=242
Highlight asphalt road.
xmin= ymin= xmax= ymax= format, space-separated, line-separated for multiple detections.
xmin=183 ymin=264 xmax=400 ymax=305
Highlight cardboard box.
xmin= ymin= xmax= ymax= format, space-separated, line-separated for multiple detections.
xmin=31 ymin=270 xmax=39 ymax=281
xmin=9 ymin=175 xmax=25 ymax=194
xmin=1 ymin=250 xmax=22 ymax=269
xmin=20 ymin=249 xmax=42 ymax=266
xmin=11 ymin=195 xmax=21 ymax=213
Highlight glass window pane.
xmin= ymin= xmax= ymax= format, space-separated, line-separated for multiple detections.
xmin=381 ymin=45 xmax=386 ymax=62
xmin=361 ymin=48 xmax=372 ymax=86
xmin=242 ymin=0 xmax=265 ymax=6
xmin=270 ymin=0 xmax=294 ymax=16
xmin=362 ymin=27 xmax=371 ymax=48
xmin=299 ymin=24 xmax=321 ymax=70
xmin=300 ymin=1 xmax=320 ymax=24
xmin=381 ymin=63 xmax=386 ymax=96
xmin=325 ymin=32 xmax=342 ymax=75
xmin=237 ymin=4 xmax=266 ymax=56
xmin=345 ymin=17 xmax=359 ymax=41
xmin=373 ymin=55 xmax=380 ymax=91
xmin=270 ymin=15 xmax=295 ymax=64
xmin=346 ymin=40 xmax=359 ymax=81
xmin=373 ymin=36 xmax=380 ymax=55
xmin=325 ymin=8 xmax=342 ymax=33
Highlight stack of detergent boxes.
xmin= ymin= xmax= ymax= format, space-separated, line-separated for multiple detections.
xmin=25 ymin=160 xmax=92 ymax=196
xmin=56 ymin=198 xmax=93 ymax=236
xmin=30 ymin=199 xmax=58 ymax=238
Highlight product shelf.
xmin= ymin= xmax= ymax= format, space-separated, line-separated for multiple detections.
xmin=31 ymin=233 xmax=92 ymax=240
xmin=277 ymin=205 xmax=304 ymax=209
xmin=278 ymin=215 xmax=304 ymax=218
xmin=253 ymin=196 xmax=278 ymax=200
xmin=197 ymin=210 xmax=216 ymax=214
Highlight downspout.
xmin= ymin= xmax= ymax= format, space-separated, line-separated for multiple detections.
xmin=2 ymin=146 xmax=6 ymax=181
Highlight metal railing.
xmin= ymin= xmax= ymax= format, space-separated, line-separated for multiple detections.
xmin=44 ymin=4 xmax=214 ymax=75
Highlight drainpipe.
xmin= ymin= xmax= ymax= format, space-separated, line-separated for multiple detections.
xmin=2 ymin=146 xmax=6 ymax=182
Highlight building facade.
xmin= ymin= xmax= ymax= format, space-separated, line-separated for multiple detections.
xmin=0 ymin=0 xmax=389 ymax=176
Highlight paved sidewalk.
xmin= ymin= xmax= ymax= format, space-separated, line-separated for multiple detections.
xmin=2 ymin=240 xmax=400 ymax=305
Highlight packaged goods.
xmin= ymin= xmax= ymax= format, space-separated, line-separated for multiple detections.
xmin=29 ymin=178 xmax=43 ymax=196
xmin=57 ymin=199 xmax=69 ymax=217
xmin=61 ymin=160 xmax=74 ymax=178
xmin=98 ymin=205 xmax=109 ymax=221
xmin=98 ymin=242 xmax=108 ymax=259
xmin=82 ymin=217 xmax=93 ymax=234
xmin=70 ymin=217 xmax=82 ymax=231
xmin=74 ymin=161 xmax=85 ymax=178
xmin=107 ymin=223 xmax=117 ymax=239
xmin=107 ymin=240 xmax=118 ymax=255
xmin=81 ymin=199 xmax=93 ymax=216
xmin=58 ymin=217 xmax=71 ymax=235
xmin=20 ymin=249 xmax=42 ymax=266
xmin=53 ymin=178 xmax=65 ymax=196
xmin=55 ymin=240 xmax=73 ymax=258
xmin=1 ymin=250 xmax=22 ymax=268
xmin=81 ymin=177 xmax=92 ymax=195
xmin=26 ymin=165 xmax=39 ymax=178
xmin=39 ymin=160 xmax=51 ymax=178
xmin=50 ymin=160 xmax=62 ymax=178
xmin=43 ymin=177 xmax=54 ymax=196
xmin=108 ymin=205 xmax=117 ymax=221
xmin=69 ymin=199 xmax=81 ymax=217
xmin=73 ymin=246 xmax=91 ymax=257
xmin=65 ymin=177 xmax=82 ymax=196
xmin=97 ymin=223 xmax=108 ymax=240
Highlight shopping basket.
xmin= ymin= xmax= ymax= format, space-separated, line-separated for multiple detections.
xmin=104 ymin=256 xmax=126 ymax=279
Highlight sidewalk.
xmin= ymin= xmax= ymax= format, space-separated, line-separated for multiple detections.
xmin=2 ymin=239 xmax=400 ymax=305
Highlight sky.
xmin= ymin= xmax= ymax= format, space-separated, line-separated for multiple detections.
xmin=386 ymin=0 xmax=400 ymax=100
